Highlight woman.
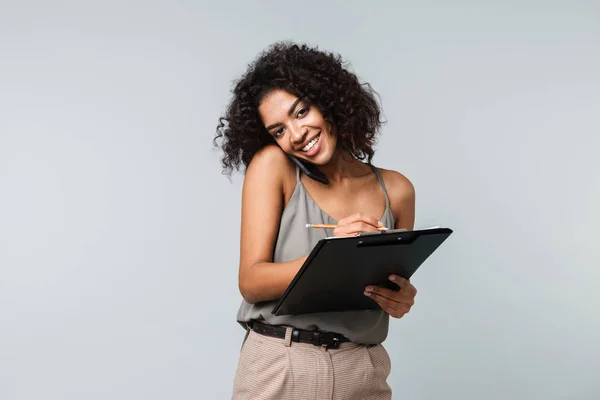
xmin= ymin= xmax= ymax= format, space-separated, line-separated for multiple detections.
xmin=214 ymin=42 xmax=418 ymax=400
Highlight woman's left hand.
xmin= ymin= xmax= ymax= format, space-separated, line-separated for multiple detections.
xmin=364 ymin=275 xmax=417 ymax=318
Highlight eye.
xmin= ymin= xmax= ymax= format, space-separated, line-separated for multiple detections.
xmin=273 ymin=127 xmax=285 ymax=138
xmin=296 ymin=105 xmax=310 ymax=118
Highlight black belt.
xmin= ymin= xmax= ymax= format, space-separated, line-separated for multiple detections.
xmin=249 ymin=321 xmax=351 ymax=350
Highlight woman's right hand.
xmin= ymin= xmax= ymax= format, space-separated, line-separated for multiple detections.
xmin=333 ymin=213 xmax=386 ymax=237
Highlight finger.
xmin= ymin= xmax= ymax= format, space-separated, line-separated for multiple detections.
xmin=333 ymin=221 xmax=380 ymax=237
xmin=365 ymin=285 xmax=415 ymax=306
xmin=346 ymin=221 xmax=380 ymax=233
xmin=332 ymin=223 xmax=363 ymax=237
xmin=389 ymin=275 xmax=418 ymax=296
xmin=387 ymin=303 xmax=411 ymax=318
xmin=338 ymin=213 xmax=383 ymax=229
xmin=365 ymin=290 xmax=400 ymax=311
xmin=366 ymin=291 xmax=411 ymax=318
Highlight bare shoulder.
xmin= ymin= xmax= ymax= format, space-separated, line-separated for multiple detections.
xmin=378 ymin=168 xmax=415 ymax=200
xmin=377 ymin=167 xmax=416 ymax=229
xmin=244 ymin=144 xmax=296 ymax=197
xmin=246 ymin=144 xmax=292 ymax=173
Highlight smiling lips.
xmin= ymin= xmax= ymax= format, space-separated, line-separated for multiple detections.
xmin=301 ymin=133 xmax=321 ymax=153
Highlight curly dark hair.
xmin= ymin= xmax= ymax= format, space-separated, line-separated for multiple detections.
xmin=213 ymin=41 xmax=384 ymax=176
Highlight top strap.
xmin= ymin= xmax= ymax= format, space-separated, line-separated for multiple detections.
xmin=370 ymin=165 xmax=391 ymax=209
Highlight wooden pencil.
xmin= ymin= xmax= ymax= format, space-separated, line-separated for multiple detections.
xmin=305 ymin=223 xmax=389 ymax=231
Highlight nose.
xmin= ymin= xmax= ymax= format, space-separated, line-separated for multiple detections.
xmin=289 ymin=123 xmax=308 ymax=146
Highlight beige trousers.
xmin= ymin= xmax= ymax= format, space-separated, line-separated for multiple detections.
xmin=232 ymin=328 xmax=392 ymax=400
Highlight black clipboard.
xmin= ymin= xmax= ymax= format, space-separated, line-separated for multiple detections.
xmin=271 ymin=227 xmax=453 ymax=316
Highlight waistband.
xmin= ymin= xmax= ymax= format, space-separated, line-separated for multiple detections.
xmin=247 ymin=320 xmax=351 ymax=350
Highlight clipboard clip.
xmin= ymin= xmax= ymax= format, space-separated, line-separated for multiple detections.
xmin=356 ymin=228 xmax=408 ymax=237
xmin=355 ymin=231 xmax=382 ymax=237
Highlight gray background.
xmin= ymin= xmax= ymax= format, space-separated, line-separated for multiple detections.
xmin=1 ymin=1 xmax=599 ymax=399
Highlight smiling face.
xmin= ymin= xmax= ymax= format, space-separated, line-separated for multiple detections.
xmin=258 ymin=89 xmax=338 ymax=165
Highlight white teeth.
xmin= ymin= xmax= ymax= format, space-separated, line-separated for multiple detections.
xmin=302 ymin=134 xmax=320 ymax=152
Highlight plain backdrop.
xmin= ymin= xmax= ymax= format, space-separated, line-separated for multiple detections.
xmin=1 ymin=1 xmax=599 ymax=399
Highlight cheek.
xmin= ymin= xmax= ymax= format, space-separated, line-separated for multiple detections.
xmin=325 ymin=124 xmax=337 ymax=142
xmin=324 ymin=121 xmax=335 ymax=136
xmin=275 ymin=137 xmax=293 ymax=153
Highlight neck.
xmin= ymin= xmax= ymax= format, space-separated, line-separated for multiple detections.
xmin=319 ymin=149 xmax=368 ymax=184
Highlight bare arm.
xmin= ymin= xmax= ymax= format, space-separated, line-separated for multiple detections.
xmin=363 ymin=168 xmax=418 ymax=319
xmin=383 ymin=169 xmax=416 ymax=230
xmin=238 ymin=146 xmax=306 ymax=304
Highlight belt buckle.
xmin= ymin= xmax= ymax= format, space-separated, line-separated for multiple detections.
xmin=325 ymin=337 xmax=341 ymax=350
xmin=318 ymin=332 xmax=341 ymax=350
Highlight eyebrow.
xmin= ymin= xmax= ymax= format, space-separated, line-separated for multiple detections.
xmin=265 ymin=98 xmax=303 ymax=131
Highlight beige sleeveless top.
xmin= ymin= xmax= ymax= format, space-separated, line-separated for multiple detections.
xmin=236 ymin=165 xmax=395 ymax=345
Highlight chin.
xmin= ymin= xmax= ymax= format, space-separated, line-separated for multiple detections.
xmin=310 ymin=153 xmax=334 ymax=166
xmin=295 ymin=150 xmax=333 ymax=166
